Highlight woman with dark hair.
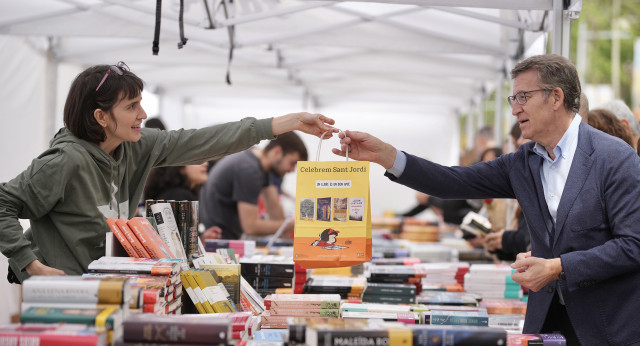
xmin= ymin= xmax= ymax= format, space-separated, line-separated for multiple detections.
xmin=144 ymin=163 xmax=208 ymax=201
xmin=0 ymin=61 xmax=335 ymax=282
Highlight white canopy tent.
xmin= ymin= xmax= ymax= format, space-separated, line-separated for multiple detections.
xmin=0 ymin=0 xmax=579 ymax=320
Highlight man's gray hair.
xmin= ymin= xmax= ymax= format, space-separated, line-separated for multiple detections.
xmin=598 ymin=99 xmax=640 ymax=136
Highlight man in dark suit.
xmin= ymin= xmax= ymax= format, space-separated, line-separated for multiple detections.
xmin=333 ymin=54 xmax=640 ymax=345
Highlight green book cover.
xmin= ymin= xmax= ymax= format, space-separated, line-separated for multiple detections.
xmin=20 ymin=307 xmax=119 ymax=330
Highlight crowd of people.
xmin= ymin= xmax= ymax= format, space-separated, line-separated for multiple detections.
xmin=2 ymin=54 xmax=640 ymax=345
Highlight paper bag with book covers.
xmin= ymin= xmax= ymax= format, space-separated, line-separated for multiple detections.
xmin=294 ymin=160 xmax=372 ymax=269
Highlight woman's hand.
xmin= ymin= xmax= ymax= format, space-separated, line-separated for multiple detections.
xmin=25 ymin=260 xmax=66 ymax=276
xmin=272 ymin=112 xmax=337 ymax=138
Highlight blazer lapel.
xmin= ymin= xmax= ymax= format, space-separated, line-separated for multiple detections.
xmin=554 ymin=124 xmax=594 ymax=246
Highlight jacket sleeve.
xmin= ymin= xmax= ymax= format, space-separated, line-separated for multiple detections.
xmin=0 ymin=149 xmax=74 ymax=272
xmin=140 ymin=117 xmax=274 ymax=167
xmin=387 ymin=151 xmax=517 ymax=200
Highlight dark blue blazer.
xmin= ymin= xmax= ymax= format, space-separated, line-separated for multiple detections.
xmin=387 ymin=122 xmax=640 ymax=345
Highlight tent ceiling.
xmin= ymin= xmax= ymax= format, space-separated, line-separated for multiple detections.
xmin=0 ymin=0 xmax=557 ymax=115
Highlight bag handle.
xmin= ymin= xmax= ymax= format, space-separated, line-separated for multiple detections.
xmin=316 ymin=130 xmax=348 ymax=162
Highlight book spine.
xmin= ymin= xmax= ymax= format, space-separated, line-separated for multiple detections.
xmin=123 ymin=320 xmax=231 ymax=344
xmin=116 ymin=219 xmax=151 ymax=258
xmin=106 ymin=217 xmax=138 ymax=258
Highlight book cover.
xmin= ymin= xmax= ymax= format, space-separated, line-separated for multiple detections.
xmin=106 ymin=217 xmax=138 ymax=258
xmin=122 ymin=314 xmax=232 ymax=344
xmin=127 ymin=217 xmax=175 ymax=259
xmin=180 ymin=271 xmax=206 ymax=314
xmin=299 ymin=198 xmax=316 ymax=221
xmin=198 ymin=264 xmax=241 ymax=306
xmin=22 ymin=276 xmax=129 ymax=305
xmin=115 ymin=219 xmax=151 ymax=258
xmin=332 ymin=197 xmax=348 ymax=221
xmin=20 ymin=307 xmax=121 ymax=331
xmin=150 ymin=202 xmax=189 ymax=264
xmin=349 ymin=197 xmax=365 ymax=221
xmin=364 ymin=282 xmax=417 ymax=295
xmin=316 ymin=197 xmax=332 ymax=221
xmin=0 ymin=323 xmax=107 ymax=346
xmin=87 ymin=257 xmax=181 ymax=277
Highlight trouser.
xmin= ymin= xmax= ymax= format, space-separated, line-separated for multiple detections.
xmin=541 ymin=292 xmax=580 ymax=346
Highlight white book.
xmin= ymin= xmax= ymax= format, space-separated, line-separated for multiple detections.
xmin=22 ymin=276 xmax=130 ymax=305
xmin=150 ymin=203 xmax=189 ymax=268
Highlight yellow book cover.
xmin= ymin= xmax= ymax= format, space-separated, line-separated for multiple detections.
xmin=180 ymin=271 xmax=205 ymax=314
xmin=184 ymin=271 xmax=215 ymax=313
xmin=199 ymin=271 xmax=235 ymax=312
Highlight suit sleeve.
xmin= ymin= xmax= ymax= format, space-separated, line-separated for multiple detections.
xmin=387 ymin=152 xmax=517 ymax=200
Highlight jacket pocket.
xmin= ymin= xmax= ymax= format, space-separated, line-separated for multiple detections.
xmin=569 ymin=188 xmax=604 ymax=232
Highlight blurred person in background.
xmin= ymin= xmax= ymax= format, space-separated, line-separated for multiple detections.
xmin=587 ymin=109 xmax=633 ymax=147
xmin=598 ymin=99 xmax=639 ymax=149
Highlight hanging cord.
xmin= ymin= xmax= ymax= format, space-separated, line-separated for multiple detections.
xmin=221 ymin=0 xmax=236 ymax=85
xmin=177 ymin=0 xmax=189 ymax=49
xmin=152 ymin=0 xmax=162 ymax=55
xmin=316 ymin=130 xmax=348 ymax=162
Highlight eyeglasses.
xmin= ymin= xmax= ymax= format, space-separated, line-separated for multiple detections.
xmin=507 ymin=89 xmax=548 ymax=107
xmin=95 ymin=61 xmax=129 ymax=92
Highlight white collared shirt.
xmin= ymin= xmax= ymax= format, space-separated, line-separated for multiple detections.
xmin=532 ymin=114 xmax=582 ymax=224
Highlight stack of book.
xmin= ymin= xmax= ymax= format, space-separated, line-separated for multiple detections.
xmin=20 ymin=275 xmax=130 ymax=343
xmin=361 ymin=282 xmax=416 ymax=304
xmin=480 ymin=299 xmax=528 ymax=315
xmin=240 ymin=255 xmax=295 ymax=297
xmin=398 ymin=219 xmax=439 ymax=242
xmin=82 ymin=273 xmax=182 ymax=314
xmin=239 ymin=276 xmax=267 ymax=316
xmin=180 ymin=269 xmax=237 ymax=314
xmin=205 ymin=239 xmax=256 ymax=258
xmin=303 ymin=276 xmax=366 ymax=299
xmin=87 ymin=257 xmax=183 ymax=314
xmin=371 ymin=257 xmax=421 ymax=266
xmin=115 ymin=314 xmax=232 ymax=345
xmin=418 ymin=262 xmax=460 ymax=286
xmin=293 ymin=263 xmax=307 ymax=294
xmin=406 ymin=243 xmax=458 ymax=262
xmin=371 ymin=215 xmax=402 ymax=232
xmin=0 ymin=323 xmax=108 ymax=346
xmin=464 ymin=264 xmax=523 ymax=299
xmin=368 ymin=264 xmax=426 ymax=287
xmin=507 ymin=333 xmax=566 ymax=345
xmin=372 ymin=248 xmax=411 ymax=259
xmin=261 ymin=294 xmax=341 ymax=329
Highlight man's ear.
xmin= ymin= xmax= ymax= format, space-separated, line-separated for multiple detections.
xmin=270 ymin=145 xmax=283 ymax=159
xmin=93 ymin=108 xmax=109 ymax=128
xmin=551 ymin=87 xmax=565 ymax=111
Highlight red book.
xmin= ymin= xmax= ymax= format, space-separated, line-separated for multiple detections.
xmin=0 ymin=323 xmax=107 ymax=345
xmin=123 ymin=314 xmax=231 ymax=343
xmin=115 ymin=219 xmax=151 ymax=258
xmin=106 ymin=217 xmax=138 ymax=258
xmin=127 ymin=217 xmax=175 ymax=259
